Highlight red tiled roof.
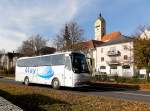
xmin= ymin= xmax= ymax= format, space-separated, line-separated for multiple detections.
xmin=75 ymin=40 xmax=103 ymax=50
xmin=100 ymin=32 xmax=121 ymax=42
xmin=82 ymin=40 xmax=104 ymax=49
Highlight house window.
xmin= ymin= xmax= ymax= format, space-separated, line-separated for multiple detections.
xmin=101 ymin=57 xmax=104 ymax=62
xmin=123 ymin=45 xmax=128 ymax=50
xmin=122 ymin=65 xmax=130 ymax=69
xmin=100 ymin=66 xmax=106 ymax=69
xmin=110 ymin=65 xmax=117 ymax=69
xmin=124 ymin=55 xmax=128 ymax=60
xmin=101 ymin=48 xmax=103 ymax=53
xmin=102 ymin=32 xmax=105 ymax=36
xmin=110 ymin=47 xmax=116 ymax=51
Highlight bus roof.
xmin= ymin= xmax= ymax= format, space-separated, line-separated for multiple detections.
xmin=17 ymin=51 xmax=84 ymax=60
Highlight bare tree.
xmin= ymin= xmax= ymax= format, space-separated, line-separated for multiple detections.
xmin=18 ymin=34 xmax=48 ymax=56
xmin=54 ymin=22 xmax=85 ymax=51
xmin=133 ymin=25 xmax=150 ymax=39
xmin=39 ymin=47 xmax=56 ymax=55
xmin=69 ymin=22 xmax=84 ymax=45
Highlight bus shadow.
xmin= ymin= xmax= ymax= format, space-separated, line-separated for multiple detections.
xmin=60 ymin=86 xmax=138 ymax=92
xmin=29 ymin=82 xmax=139 ymax=92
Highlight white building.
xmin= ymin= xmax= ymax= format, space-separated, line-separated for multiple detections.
xmin=91 ymin=14 xmax=135 ymax=77
xmin=93 ymin=36 xmax=134 ymax=77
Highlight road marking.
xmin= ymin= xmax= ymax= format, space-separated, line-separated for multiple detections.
xmin=114 ymin=91 xmax=150 ymax=97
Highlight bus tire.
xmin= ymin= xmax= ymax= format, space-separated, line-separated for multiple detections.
xmin=24 ymin=76 xmax=30 ymax=86
xmin=52 ymin=78 xmax=60 ymax=89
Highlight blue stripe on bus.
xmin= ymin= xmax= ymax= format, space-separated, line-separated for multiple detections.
xmin=25 ymin=66 xmax=54 ymax=79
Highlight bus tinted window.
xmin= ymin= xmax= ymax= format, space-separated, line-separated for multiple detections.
xmin=51 ymin=54 xmax=65 ymax=65
xmin=40 ymin=56 xmax=51 ymax=66
xmin=71 ymin=53 xmax=89 ymax=73
xmin=17 ymin=57 xmax=41 ymax=67
xmin=17 ymin=54 xmax=65 ymax=67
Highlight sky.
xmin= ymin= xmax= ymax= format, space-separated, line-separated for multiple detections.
xmin=0 ymin=0 xmax=150 ymax=51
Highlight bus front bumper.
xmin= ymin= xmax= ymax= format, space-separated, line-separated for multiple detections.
xmin=74 ymin=81 xmax=91 ymax=87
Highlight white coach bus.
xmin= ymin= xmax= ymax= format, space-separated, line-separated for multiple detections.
xmin=15 ymin=52 xmax=91 ymax=89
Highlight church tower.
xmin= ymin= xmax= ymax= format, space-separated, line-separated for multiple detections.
xmin=94 ymin=13 xmax=106 ymax=41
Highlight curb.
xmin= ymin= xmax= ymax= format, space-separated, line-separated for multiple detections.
xmin=0 ymin=76 xmax=15 ymax=80
xmin=0 ymin=96 xmax=23 ymax=111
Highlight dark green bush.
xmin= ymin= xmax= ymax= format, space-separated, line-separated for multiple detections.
xmin=92 ymin=74 xmax=148 ymax=84
xmin=111 ymin=76 xmax=148 ymax=84
xmin=92 ymin=73 xmax=109 ymax=81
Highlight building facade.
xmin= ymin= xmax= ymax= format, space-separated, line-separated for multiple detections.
xmin=0 ymin=52 xmax=21 ymax=73
xmin=91 ymin=14 xmax=136 ymax=77
xmin=93 ymin=36 xmax=134 ymax=77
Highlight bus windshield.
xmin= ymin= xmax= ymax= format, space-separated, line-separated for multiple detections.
xmin=71 ymin=53 xmax=89 ymax=73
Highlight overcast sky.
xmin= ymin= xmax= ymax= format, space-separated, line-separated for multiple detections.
xmin=0 ymin=0 xmax=150 ymax=51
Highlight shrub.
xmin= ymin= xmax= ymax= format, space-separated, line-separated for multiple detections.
xmin=92 ymin=72 xmax=109 ymax=81
xmin=111 ymin=76 xmax=148 ymax=84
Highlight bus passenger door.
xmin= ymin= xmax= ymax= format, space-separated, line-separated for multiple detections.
xmin=64 ymin=56 xmax=73 ymax=87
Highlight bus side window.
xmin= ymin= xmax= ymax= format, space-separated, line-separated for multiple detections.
xmin=65 ymin=56 xmax=71 ymax=71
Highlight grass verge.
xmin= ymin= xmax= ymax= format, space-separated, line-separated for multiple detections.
xmin=0 ymin=83 xmax=150 ymax=111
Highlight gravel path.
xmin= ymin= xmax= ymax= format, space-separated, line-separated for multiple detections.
xmin=0 ymin=96 xmax=23 ymax=111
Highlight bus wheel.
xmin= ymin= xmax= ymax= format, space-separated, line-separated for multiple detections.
xmin=24 ymin=76 xmax=29 ymax=86
xmin=52 ymin=78 xmax=60 ymax=89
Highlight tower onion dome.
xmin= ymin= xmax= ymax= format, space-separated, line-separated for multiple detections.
xmin=98 ymin=13 xmax=105 ymax=22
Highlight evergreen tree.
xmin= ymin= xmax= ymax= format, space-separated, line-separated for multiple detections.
xmin=63 ymin=24 xmax=71 ymax=50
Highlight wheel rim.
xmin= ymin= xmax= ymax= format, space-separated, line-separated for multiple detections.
xmin=25 ymin=78 xmax=29 ymax=85
xmin=54 ymin=80 xmax=58 ymax=87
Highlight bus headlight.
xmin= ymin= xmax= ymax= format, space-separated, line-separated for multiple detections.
xmin=74 ymin=79 xmax=81 ymax=83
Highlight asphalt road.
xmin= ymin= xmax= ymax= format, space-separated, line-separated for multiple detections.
xmin=1 ymin=77 xmax=150 ymax=103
